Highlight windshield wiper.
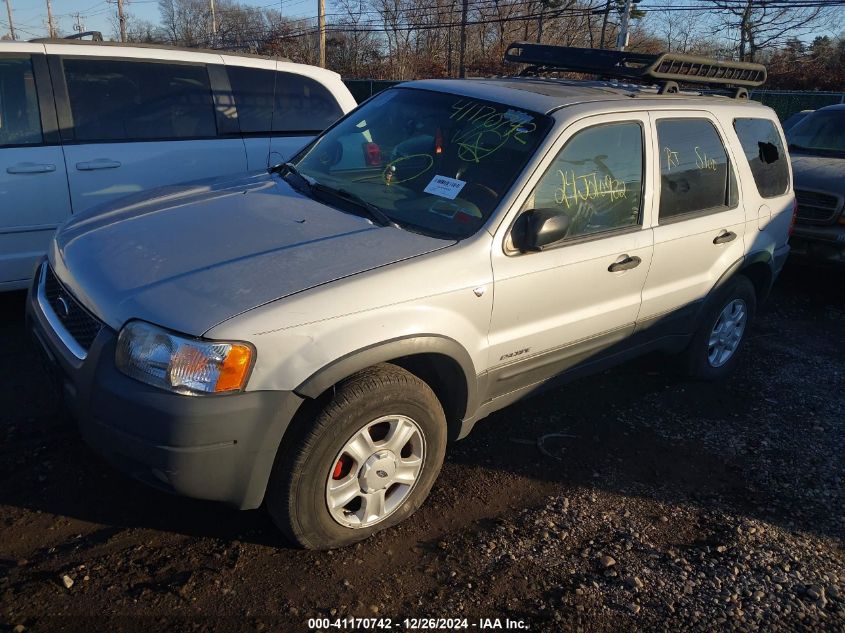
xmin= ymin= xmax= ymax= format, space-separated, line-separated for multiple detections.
xmin=270 ymin=161 xmax=314 ymax=195
xmin=270 ymin=162 xmax=399 ymax=228
xmin=311 ymin=183 xmax=400 ymax=228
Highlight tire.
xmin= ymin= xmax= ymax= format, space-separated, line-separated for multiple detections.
xmin=266 ymin=363 xmax=447 ymax=549
xmin=684 ymin=274 xmax=757 ymax=380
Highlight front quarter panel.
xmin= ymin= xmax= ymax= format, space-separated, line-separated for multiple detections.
xmin=206 ymin=237 xmax=494 ymax=397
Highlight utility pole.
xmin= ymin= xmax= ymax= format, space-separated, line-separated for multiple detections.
xmin=617 ymin=0 xmax=633 ymax=51
xmin=598 ymin=0 xmax=611 ymax=49
xmin=458 ymin=0 xmax=468 ymax=78
xmin=317 ymin=0 xmax=325 ymax=67
xmin=209 ymin=0 xmax=217 ymax=45
xmin=45 ymin=0 xmax=55 ymax=38
xmin=4 ymin=0 xmax=15 ymax=40
xmin=72 ymin=11 xmax=84 ymax=33
xmin=446 ymin=0 xmax=455 ymax=77
xmin=117 ymin=0 xmax=126 ymax=41
xmin=537 ymin=1 xmax=545 ymax=43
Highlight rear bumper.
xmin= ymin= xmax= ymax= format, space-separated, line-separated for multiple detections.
xmin=26 ymin=263 xmax=303 ymax=509
xmin=790 ymin=224 xmax=845 ymax=263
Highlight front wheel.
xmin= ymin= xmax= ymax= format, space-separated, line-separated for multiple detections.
xmin=266 ymin=364 xmax=447 ymax=549
xmin=684 ymin=275 xmax=757 ymax=380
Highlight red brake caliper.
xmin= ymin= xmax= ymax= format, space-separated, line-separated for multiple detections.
xmin=332 ymin=455 xmax=348 ymax=480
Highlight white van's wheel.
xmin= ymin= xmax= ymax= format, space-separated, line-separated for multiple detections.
xmin=266 ymin=363 xmax=446 ymax=549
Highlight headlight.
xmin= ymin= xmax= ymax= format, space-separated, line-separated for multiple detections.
xmin=115 ymin=321 xmax=253 ymax=395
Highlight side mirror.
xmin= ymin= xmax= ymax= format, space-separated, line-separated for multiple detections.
xmin=511 ymin=208 xmax=572 ymax=252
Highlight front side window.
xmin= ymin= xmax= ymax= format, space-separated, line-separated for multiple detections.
xmin=292 ymin=88 xmax=552 ymax=239
xmin=734 ymin=118 xmax=789 ymax=198
xmin=272 ymin=73 xmax=343 ymax=134
xmin=64 ymin=58 xmax=217 ymax=142
xmin=520 ymin=122 xmax=643 ymax=240
xmin=0 ymin=56 xmax=42 ymax=147
xmin=657 ymin=118 xmax=737 ymax=221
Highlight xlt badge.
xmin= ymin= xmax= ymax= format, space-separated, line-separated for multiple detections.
xmin=500 ymin=348 xmax=530 ymax=361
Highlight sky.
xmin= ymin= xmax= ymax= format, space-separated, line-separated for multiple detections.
xmin=2 ymin=0 xmax=843 ymax=43
xmin=2 ymin=0 xmax=316 ymax=40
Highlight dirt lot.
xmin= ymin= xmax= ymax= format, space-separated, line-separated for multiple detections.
xmin=0 ymin=262 xmax=843 ymax=633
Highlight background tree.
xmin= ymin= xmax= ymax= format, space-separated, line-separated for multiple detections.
xmin=709 ymin=0 xmax=839 ymax=62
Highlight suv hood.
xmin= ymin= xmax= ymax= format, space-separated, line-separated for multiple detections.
xmin=51 ymin=172 xmax=454 ymax=335
xmin=790 ymin=153 xmax=845 ymax=192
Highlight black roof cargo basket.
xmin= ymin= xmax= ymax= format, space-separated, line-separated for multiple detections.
xmin=504 ymin=42 xmax=767 ymax=96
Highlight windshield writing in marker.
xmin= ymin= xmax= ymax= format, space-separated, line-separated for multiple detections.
xmin=450 ymin=99 xmax=537 ymax=163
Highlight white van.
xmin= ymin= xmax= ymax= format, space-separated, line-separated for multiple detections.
xmin=0 ymin=40 xmax=356 ymax=290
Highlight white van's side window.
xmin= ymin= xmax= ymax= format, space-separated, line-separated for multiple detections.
xmin=227 ymin=67 xmax=275 ymax=134
xmin=0 ymin=57 xmax=42 ymax=147
xmin=63 ymin=58 xmax=218 ymax=141
xmin=272 ymin=72 xmax=343 ymax=133
xmin=227 ymin=66 xmax=344 ymax=136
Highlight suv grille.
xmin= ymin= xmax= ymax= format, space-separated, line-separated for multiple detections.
xmin=43 ymin=266 xmax=103 ymax=352
xmin=794 ymin=189 xmax=841 ymax=225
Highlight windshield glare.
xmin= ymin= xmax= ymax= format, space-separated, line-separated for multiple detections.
xmin=786 ymin=110 xmax=845 ymax=155
xmin=292 ymin=88 xmax=552 ymax=238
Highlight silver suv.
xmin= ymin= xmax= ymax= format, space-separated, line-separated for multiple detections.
xmin=27 ymin=44 xmax=793 ymax=549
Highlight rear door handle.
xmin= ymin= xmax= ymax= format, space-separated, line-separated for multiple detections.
xmin=713 ymin=230 xmax=737 ymax=244
xmin=76 ymin=159 xmax=122 ymax=171
xmin=608 ymin=255 xmax=642 ymax=272
xmin=6 ymin=162 xmax=56 ymax=174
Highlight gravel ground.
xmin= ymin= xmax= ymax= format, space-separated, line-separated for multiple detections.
xmin=0 ymin=262 xmax=843 ymax=633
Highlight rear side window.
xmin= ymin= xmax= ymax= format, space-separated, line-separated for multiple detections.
xmin=227 ymin=66 xmax=275 ymax=134
xmin=522 ymin=122 xmax=643 ymax=240
xmin=272 ymin=72 xmax=343 ymax=133
xmin=733 ymin=118 xmax=789 ymax=197
xmin=0 ymin=57 xmax=42 ymax=147
xmin=64 ymin=58 xmax=217 ymax=142
xmin=657 ymin=118 xmax=738 ymax=221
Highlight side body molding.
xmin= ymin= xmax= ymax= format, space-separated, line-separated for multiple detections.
xmin=294 ymin=334 xmax=481 ymax=420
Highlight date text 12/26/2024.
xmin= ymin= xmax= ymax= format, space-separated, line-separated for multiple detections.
xmin=307 ymin=617 xmax=531 ymax=630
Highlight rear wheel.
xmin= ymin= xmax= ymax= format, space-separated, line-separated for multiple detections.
xmin=266 ymin=363 xmax=447 ymax=549
xmin=684 ymin=275 xmax=756 ymax=380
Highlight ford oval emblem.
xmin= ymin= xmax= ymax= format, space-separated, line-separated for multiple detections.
xmin=56 ymin=295 xmax=70 ymax=319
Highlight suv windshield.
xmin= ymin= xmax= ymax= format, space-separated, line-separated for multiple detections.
xmin=786 ymin=109 xmax=845 ymax=158
xmin=290 ymin=87 xmax=553 ymax=238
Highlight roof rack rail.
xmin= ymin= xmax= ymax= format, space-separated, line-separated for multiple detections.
xmin=504 ymin=42 xmax=767 ymax=93
xmin=29 ymin=30 xmax=103 ymax=43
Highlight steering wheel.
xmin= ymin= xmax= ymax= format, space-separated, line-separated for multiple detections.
xmin=459 ymin=182 xmax=499 ymax=210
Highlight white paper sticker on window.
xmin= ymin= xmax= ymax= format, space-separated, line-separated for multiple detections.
xmin=424 ymin=175 xmax=466 ymax=200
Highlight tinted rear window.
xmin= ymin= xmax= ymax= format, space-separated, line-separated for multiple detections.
xmin=0 ymin=56 xmax=42 ymax=147
xmin=227 ymin=66 xmax=275 ymax=134
xmin=272 ymin=72 xmax=343 ymax=133
xmin=733 ymin=118 xmax=789 ymax=198
xmin=657 ymin=118 xmax=737 ymax=220
xmin=64 ymin=58 xmax=217 ymax=142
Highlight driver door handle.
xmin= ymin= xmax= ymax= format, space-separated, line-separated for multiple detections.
xmin=608 ymin=255 xmax=641 ymax=272
xmin=76 ymin=159 xmax=122 ymax=171
xmin=7 ymin=162 xmax=56 ymax=174
xmin=713 ymin=230 xmax=737 ymax=244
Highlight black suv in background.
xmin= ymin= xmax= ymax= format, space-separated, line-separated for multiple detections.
xmin=787 ymin=104 xmax=845 ymax=263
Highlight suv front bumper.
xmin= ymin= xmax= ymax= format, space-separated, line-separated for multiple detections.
xmin=790 ymin=224 xmax=845 ymax=264
xmin=26 ymin=263 xmax=303 ymax=510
